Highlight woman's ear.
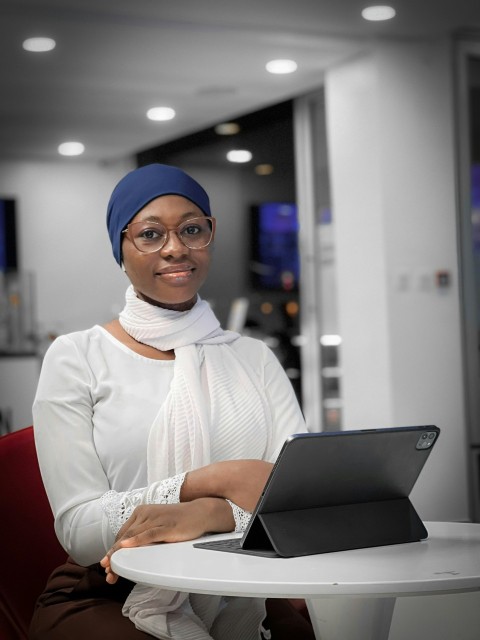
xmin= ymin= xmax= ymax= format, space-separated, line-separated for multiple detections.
xmin=121 ymin=262 xmax=127 ymax=273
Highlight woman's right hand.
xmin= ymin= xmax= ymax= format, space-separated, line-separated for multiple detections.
xmin=100 ymin=497 xmax=234 ymax=584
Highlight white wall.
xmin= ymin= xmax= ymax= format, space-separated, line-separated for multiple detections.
xmin=0 ymin=357 xmax=40 ymax=431
xmin=325 ymin=39 xmax=470 ymax=522
xmin=0 ymin=158 xmax=135 ymax=338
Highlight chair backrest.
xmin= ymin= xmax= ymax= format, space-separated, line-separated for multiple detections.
xmin=0 ymin=426 xmax=66 ymax=639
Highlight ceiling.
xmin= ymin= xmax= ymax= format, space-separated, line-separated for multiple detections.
xmin=1 ymin=0 xmax=480 ymax=163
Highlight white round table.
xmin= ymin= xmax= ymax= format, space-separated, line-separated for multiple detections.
xmin=111 ymin=521 xmax=480 ymax=640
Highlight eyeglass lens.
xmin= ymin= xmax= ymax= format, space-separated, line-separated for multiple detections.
xmin=128 ymin=217 xmax=214 ymax=252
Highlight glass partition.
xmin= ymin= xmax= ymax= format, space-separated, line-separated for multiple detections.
xmin=294 ymin=90 xmax=341 ymax=432
xmin=457 ymin=41 xmax=480 ymax=521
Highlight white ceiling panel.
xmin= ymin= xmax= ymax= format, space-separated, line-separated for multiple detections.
xmin=0 ymin=0 xmax=479 ymax=161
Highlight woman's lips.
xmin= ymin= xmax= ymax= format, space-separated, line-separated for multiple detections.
xmin=156 ymin=265 xmax=194 ymax=280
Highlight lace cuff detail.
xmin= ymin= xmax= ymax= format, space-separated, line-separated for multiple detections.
xmin=226 ymin=499 xmax=252 ymax=533
xmin=101 ymin=472 xmax=187 ymax=536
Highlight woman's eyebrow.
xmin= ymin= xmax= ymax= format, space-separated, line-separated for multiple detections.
xmin=139 ymin=215 xmax=162 ymax=222
xmin=139 ymin=211 xmax=202 ymax=223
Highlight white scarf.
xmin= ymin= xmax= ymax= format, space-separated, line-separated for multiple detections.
xmin=119 ymin=285 xmax=270 ymax=639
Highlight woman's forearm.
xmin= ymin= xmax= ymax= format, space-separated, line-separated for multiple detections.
xmin=180 ymin=459 xmax=273 ymax=511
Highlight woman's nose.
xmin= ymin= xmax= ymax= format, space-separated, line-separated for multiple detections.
xmin=160 ymin=230 xmax=188 ymax=256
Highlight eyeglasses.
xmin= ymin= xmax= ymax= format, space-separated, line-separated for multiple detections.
xmin=122 ymin=216 xmax=216 ymax=254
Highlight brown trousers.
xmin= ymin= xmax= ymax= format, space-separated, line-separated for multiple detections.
xmin=29 ymin=558 xmax=153 ymax=639
xmin=29 ymin=558 xmax=315 ymax=640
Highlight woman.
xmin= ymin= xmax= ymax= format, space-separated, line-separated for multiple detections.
xmin=30 ymin=164 xmax=313 ymax=639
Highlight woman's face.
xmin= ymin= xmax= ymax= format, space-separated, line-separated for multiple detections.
xmin=121 ymin=195 xmax=213 ymax=311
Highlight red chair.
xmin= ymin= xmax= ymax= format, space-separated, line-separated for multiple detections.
xmin=0 ymin=426 xmax=66 ymax=639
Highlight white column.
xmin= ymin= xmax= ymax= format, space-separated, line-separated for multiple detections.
xmin=325 ymin=39 xmax=470 ymax=521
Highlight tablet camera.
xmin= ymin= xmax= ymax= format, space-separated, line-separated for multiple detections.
xmin=416 ymin=431 xmax=437 ymax=450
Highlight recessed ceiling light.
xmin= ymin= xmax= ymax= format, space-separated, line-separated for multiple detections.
xmin=215 ymin=122 xmax=240 ymax=135
xmin=266 ymin=59 xmax=298 ymax=75
xmin=146 ymin=107 xmax=176 ymax=121
xmin=255 ymin=164 xmax=274 ymax=176
xmin=361 ymin=5 xmax=396 ymax=21
xmin=226 ymin=150 xmax=252 ymax=163
xmin=22 ymin=37 xmax=56 ymax=52
xmin=320 ymin=334 xmax=342 ymax=346
xmin=58 ymin=141 xmax=85 ymax=156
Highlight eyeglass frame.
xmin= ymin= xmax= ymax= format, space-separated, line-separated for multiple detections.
xmin=121 ymin=216 xmax=216 ymax=254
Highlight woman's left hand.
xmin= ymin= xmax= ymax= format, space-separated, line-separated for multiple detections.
xmin=100 ymin=497 xmax=233 ymax=583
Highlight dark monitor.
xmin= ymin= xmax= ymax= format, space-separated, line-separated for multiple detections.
xmin=0 ymin=199 xmax=18 ymax=271
xmin=472 ymin=164 xmax=480 ymax=253
xmin=250 ymin=202 xmax=299 ymax=291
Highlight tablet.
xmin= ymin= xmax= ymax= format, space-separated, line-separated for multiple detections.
xmin=194 ymin=425 xmax=440 ymax=557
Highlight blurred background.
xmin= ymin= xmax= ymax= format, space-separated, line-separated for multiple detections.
xmin=0 ymin=0 xmax=479 ymax=533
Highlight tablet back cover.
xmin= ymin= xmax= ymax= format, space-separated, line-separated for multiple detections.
xmin=243 ymin=425 xmax=439 ymax=556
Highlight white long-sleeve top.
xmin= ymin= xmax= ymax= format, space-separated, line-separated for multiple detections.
xmin=33 ymin=325 xmax=306 ymax=567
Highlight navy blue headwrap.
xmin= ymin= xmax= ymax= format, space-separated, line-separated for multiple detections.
xmin=107 ymin=163 xmax=211 ymax=265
